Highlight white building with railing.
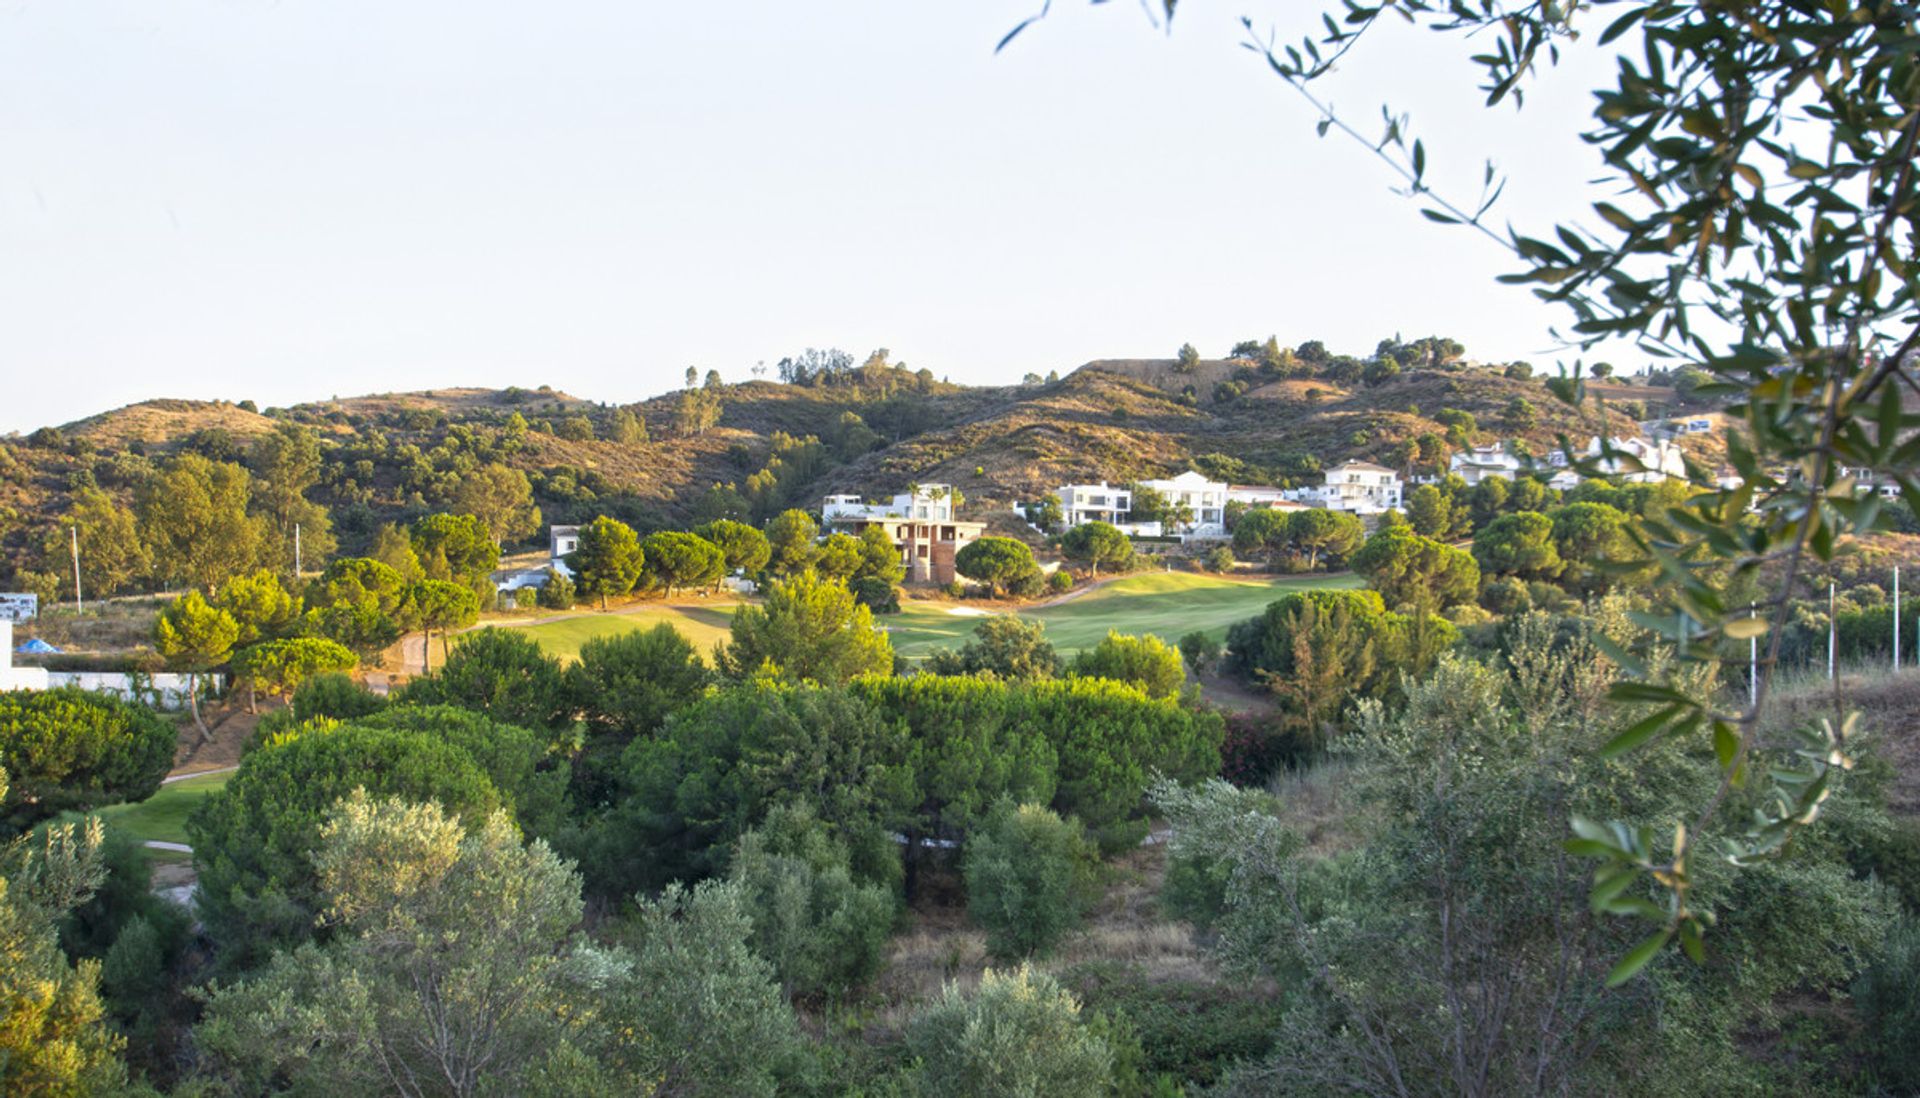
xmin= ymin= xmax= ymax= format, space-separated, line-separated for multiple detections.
xmin=1139 ymin=471 xmax=1229 ymax=539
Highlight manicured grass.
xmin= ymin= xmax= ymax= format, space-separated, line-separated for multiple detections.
xmin=886 ymin=571 xmax=1364 ymax=659
xmin=96 ymin=771 xmax=231 ymax=847
xmin=489 ymin=602 xmax=740 ymax=663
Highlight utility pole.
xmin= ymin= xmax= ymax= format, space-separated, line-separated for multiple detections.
xmin=1828 ymin=582 xmax=1837 ymax=681
xmin=70 ymin=525 xmax=82 ymax=614
xmin=1749 ymin=602 xmax=1757 ymax=709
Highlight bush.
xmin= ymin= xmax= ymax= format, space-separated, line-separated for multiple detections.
xmin=923 ymin=615 xmax=1061 ymax=681
xmin=1216 ymin=712 xmax=1289 ymax=787
xmin=1177 ymin=631 xmax=1221 ymax=677
xmin=289 ymin=671 xmax=385 ymax=723
xmin=1064 ymin=962 xmax=1282 ymax=1089
xmin=1204 ymin=545 xmax=1236 ymax=574
xmin=906 ymin=965 xmax=1114 ymax=1098
xmin=0 ymin=687 xmax=176 ymax=833
xmin=1071 ymin=631 xmax=1185 ymax=699
xmin=729 ymin=803 xmax=897 ymax=999
xmin=514 ymin=586 xmax=538 ymax=610
xmin=537 ymin=569 xmax=575 ymax=610
xmin=944 ymin=580 xmax=967 ymax=599
xmin=1479 ymin=576 xmax=1533 ymax=615
xmin=1856 ymin=918 xmax=1920 ymax=1091
xmin=1048 ymin=569 xmax=1074 ymax=594
xmin=963 ymin=801 xmax=1096 ymax=959
xmin=849 ymin=575 xmax=901 ymax=615
xmin=397 ymin=627 xmax=572 ymax=732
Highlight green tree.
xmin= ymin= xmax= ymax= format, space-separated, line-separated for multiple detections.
xmin=195 ymin=793 xmax=597 ymax=1097
xmin=406 ymin=578 xmax=480 ymax=672
xmin=1175 ymin=342 xmax=1200 ymax=371
xmin=367 ymin=522 xmax=425 ymax=582
xmin=814 ymin=532 xmax=864 ymax=582
xmin=1231 ymin=507 xmax=1292 ymax=565
xmin=398 ymin=628 xmax=571 ymax=732
xmin=568 ymin=624 xmax=710 ymax=804
xmin=695 ymin=518 xmax=772 ymax=577
xmin=247 ymin=423 xmax=336 ymax=576
xmin=853 ymin=523 xmax=906 ymax=586
xmin=409 ymin=512 xmax=500 ymax=599
xmin=1350 ymin=527 xmax=1481 ymax=609
xmin=1058 ymin=521 xmax=1131 ymax=577
xmin=230 ymin=637 xmax=357 ymax=706
xmin=1472 ymin=511 xmax=1565 ymax=581
xmin=1070 ymin=631 xmax=1185 ymax=699
xmin=1404 ymin=482 xmax=1454 ymax=539
xmin=55 ymin=488 xmax=148 ymax=598
xmin=642 ymin=531 xmax=726 ymax=596
xmin=212 ymin=568 xmax=302 ymax=644
xmin=1549 ymin=501 xmax=1632 ymax=595
xmin=763 ymin=509 xmax=820 ymax=577
xmin=728 ymin=802 xmax=896 ymax=998
xmin=0 ymin=689 xmax=174 ymax=833
xmin=1178 ymin=630 xmax=1222 ymax=677
xmin=448 ymin=462 xmax=543 ymax=547
xmin=304 ymin=557 xmax=414 ymax=660
xmin=906 ymin=965 xmax=1113 ymax=1098
xmin=610 ymin=406 xmax=648 ymax=444
xmin=720 ymin=572 xmax=894 ymax=684
xmin=0 ymin=769 xmax=128 ymax=1096
xmin=139 ymin=453 xmax=264 ymax=592
xmin=537 ymin=567 xmax=575 ymax=609
xmin=925 ymin=615 xmax=1061 ymax=680
xmin=1503 ymin=396 xmax=1539 ymax=432
xmin=963 ymin=801 xmax=1097 ymax=959
xmin=567 ymin=515 xmax=645 ymax=608
xmin=595 ymin=682 xmax=915 ymax=895
xmin=954 ymin=536 xmax=1039 ymax=598
xmin=1286 ymin=507 xmax=1365 ymax=570
xmin=154 ymin=590 xmax=240 ymax=742
xmin=186 ymin=723 xmax=505 ymax=965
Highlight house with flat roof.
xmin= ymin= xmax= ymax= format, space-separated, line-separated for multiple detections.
xmin=1448 ymin=444 xmax=1523 ymax=486
xmin=1585 ymin=436 xmax=1686 ymax=483
xmin=1055 ymin=482 xmax=1132 ymax=527
xmin=1138 ymin=471 xmax=1229 ymax=539
xmin=821 ymin=484 xmax=985 ymax=584
xmin=1307 ymin=461 xmax=1404 ymax=515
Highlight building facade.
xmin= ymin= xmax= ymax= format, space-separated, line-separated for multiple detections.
xmin=1054 ymin=482 xmax=1133 ymax=527
xmin=1310 ymin=461 xmax=1404 ymax=515
xmin=1448 ymin=444 xmax=1523 ymax=486
xmin=1139 ymin=471 xmax=1229 ymax=539
xmin=821 ymin=484 xmax=985 ymax=584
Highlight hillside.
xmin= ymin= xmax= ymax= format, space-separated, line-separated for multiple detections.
xmin=0 ymin=346 xmax=1707 ymax=582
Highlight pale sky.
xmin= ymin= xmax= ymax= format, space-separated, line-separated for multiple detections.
xmin=0 ymin=1 xmax=1625 ymax=433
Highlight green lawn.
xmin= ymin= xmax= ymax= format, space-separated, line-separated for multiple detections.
xmin=887 ymin=571 xmax=1363 ymax=659
xmin=495 ymin=572 xmax=1359 ymax=666
xmin=487 ymin=602 xmax=740 ymax=663
xmin=97 ymin=771 xmax=231 ymax=847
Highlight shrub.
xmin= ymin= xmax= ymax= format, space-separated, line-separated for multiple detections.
xmin=514 ymin=586 xmax=538 ymax=610
xmin=729 ymin=803 xmax=897 ymax=999
xmin=849 ymin=575 xmax=901 ymax=615
xmin=1177 ymin=631 xmax=1221 ymax=677
xmin=1855 ymin=918 xmax=1920 ymax=1091
xmin=1071 ymin=631 xmax=1185 ymax=699
xmin=944 ymin=579 xmax=967 ymax=599
xmin=906 ymin=965 xmax=1114 ymax=1098
xmin=1064 ymin=962 xmax=1282 ymax=1089
xmin=1216 ymin=712 xmax=1288 ymax=787
xmin=923 ymin=616 xmax=1061 ymax=680
xmin=0 ymin=687 xmax=175 ymax=833
xmin=1479 ymin=575 xmax=1533 ymax=616
xmin=963 ymin=801 xmax=1096 ymax=959
xmin=537 ymin=568 xmax=575 ymax=610
xmin=397 ymin=627 xmax=571 ymax=732
xmin=1204 ymin=545 xmax=1236 ymax=573
xmin=1048 ymin=569 xmax=1074 ymax=594
xmin=290 ymin=672 xmax=385 ymax=723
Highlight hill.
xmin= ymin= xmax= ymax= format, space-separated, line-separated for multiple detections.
xmin=0 ymin=343 xmax=1710 ymax=584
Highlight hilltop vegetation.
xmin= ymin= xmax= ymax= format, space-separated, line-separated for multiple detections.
xmin=0 ymin=338 xmax=1693 ymax=595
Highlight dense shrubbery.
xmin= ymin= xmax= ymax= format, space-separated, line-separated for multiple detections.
xmin=906 ymin=965 xmax=1116 ymax=1098
xmin=0 ymin=687 xmax=176 ymax=833
xmin=728 ymin=802 xmax=897 ymax=998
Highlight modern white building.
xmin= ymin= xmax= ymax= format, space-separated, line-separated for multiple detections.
xmin=1448 ymin=444 xmax=1524 ymax=486
xmin=497 ymin=524 xmax=580 ymax=593
xmin=1225 ymin=484 xmax=1292 ymax=507
xmin=1139 ymin=471 xmax=1230 ymax=539
xmin=1585 ymin=436 xmax=1687 ymax=482
xmin=1308 ymin=461 xmax=1404 ymax=515
xmin=821 ymin=484 xmax=985 ymax=584
xmin=1054 ymin=482 xmax=1133 ymax=527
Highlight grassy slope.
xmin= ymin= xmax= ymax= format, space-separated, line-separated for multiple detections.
xmin=96 ymin=771 xmax=231 ymax=846
xmin=484 ymin=603 xmax=740 ymax=663
xmin=887 ymin=571 xmax=1363 ymax=660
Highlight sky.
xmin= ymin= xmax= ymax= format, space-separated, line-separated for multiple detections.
xmin=0 ymin=0 xmax=1628 ymax=433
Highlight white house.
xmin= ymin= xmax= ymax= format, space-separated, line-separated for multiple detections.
xmin=1139 ymin=471 xmax=1230 ymax=539
xmin=1225 ymin=484 xmax=1291 ymax=507
xmin=496 ymin=524 xmax=581 ymax=593
xmin=1054 ymin=482 xmax=1132 ymax=527
xmin=0 ymin=621 xmax=49 ymax=692
xmin=1309 ymin=461 xmax=1404 ymax=515
xmin=1585 ymin=436 xmax=1686 ymax=482
xmin=1448 ymin=444 xmax=1523 ymax=486
xmin=821 ymin=484 xmax=985 ymax=584
xmin=1547 ymin=469 xmax=1583 ymax=492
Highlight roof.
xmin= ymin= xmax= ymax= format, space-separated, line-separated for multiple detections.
xmin=1328 ymin=461 xmax=1398 ymax=474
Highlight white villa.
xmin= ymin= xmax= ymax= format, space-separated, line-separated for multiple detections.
xmin=1225 ymin=484 xmax=1293 ymax=507
xmin=821 ymin=484 xmax=985 ymax=584
xmin=1448 ymin=444 xmax=1524 ymax=486
xmin=1303 ymin=461 xmax=1404 ymax=515
xmin=496 ymin=524 xmax=580 ymax=593
xmin=1054 ymin=482 xmax=1133 ymax=527
xmin=1585 ymin=436 xmax=1687 ymax=482
xmin=1139 ymin=471 xmax=1230 ymax=539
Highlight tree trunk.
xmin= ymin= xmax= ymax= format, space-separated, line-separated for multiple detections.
xmin=187 ymin=672 xmax=213 ymax=744
xmin=422 ymin=628 xmax=433 ymax=674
